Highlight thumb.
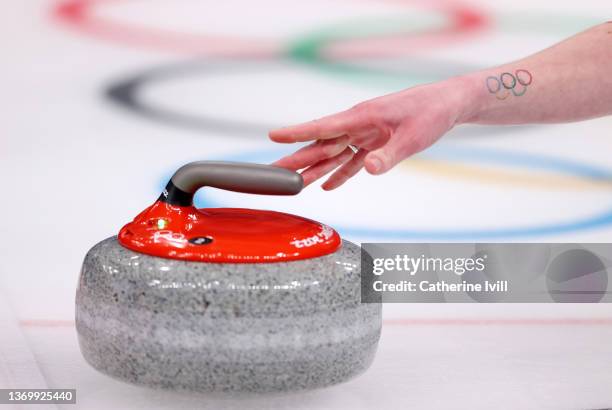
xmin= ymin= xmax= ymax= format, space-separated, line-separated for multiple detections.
xmin=364 ymin=132 xmax=422 ymax=175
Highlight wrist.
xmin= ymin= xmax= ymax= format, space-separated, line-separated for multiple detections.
xmin=445 ymin=73 xmax=486 ymax=125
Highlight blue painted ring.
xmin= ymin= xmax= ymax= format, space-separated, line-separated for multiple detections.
xmin=161 ymin=145 xmax=612 ymax=240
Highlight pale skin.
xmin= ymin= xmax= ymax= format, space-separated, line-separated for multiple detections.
xmin=269 ymin=22 xmax=612 ymax=190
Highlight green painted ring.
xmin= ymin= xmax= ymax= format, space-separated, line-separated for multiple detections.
xmin=286 ymin=13 xmax=600 ymax=90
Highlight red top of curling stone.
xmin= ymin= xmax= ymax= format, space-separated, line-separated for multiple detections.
xmin=118 ymin=162 xmax=341 ymax=263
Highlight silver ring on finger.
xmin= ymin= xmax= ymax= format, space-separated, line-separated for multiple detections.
xmin=348 ymin=144 xmax=359 ymax=154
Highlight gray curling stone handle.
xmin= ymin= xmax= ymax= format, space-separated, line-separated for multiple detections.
xmin=159 ymin=161 xmax=304 ymax=206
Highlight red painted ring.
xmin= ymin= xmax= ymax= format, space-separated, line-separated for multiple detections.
xmin=51 ymin=0 xmax=488 ymax=57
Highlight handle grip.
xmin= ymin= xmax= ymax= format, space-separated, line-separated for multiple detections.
xmin=159 ymin=161 xmax=304 ymax=206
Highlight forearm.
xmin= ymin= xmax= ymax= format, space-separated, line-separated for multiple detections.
xmin=268 ymin=22 xmax=612 ymax=184
xmin=455 ymin=22 xmax=612 ymax=125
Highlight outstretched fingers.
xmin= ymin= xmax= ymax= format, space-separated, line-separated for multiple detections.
xmin=321 ymin=149 xmax=368 ymax=190
xmin=272 ymin=136 xmax=349 ymax=170
xmin=301 ymin=147 xmax=355 ymax=186
xmin=269 ymin=109 xmax=361 ymax=143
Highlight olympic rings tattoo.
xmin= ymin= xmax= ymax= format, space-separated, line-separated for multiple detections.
xmin=485 ymin=69 xmax=532 ymax=100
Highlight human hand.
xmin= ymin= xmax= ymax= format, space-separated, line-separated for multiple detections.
xmin=269 ymin=78 xmax=472 ymax=190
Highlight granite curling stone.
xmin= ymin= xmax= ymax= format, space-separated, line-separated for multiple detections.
xmin=76 ymin=161 xmax=382 ymax=393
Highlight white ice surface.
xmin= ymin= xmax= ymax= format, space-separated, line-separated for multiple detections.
xmin=2 ymin=1 xmax=612 ymax=409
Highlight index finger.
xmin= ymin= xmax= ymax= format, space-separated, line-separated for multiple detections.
xmin=269 ymin=109 xmax=359 ymax=143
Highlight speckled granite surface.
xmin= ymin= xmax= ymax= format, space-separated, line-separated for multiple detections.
xmin=76 ymin=237 xmax=381 ymax=393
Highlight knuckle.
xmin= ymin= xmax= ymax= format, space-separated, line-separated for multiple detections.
xmin=309 ymin=119 xmax=323 ymax=134
xmin=352 ymin=101 xmax=380 ymax=123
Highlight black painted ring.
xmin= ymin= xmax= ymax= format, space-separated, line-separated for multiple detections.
xmin=104 ymin=58 xmax=535 ymax=139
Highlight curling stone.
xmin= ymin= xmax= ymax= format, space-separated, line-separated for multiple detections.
xmin=76 ymin=161 xmax=381 ymax=393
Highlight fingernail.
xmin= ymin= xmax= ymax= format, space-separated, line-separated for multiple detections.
xmin=370 ymin=157 xmax=382 ymax=173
